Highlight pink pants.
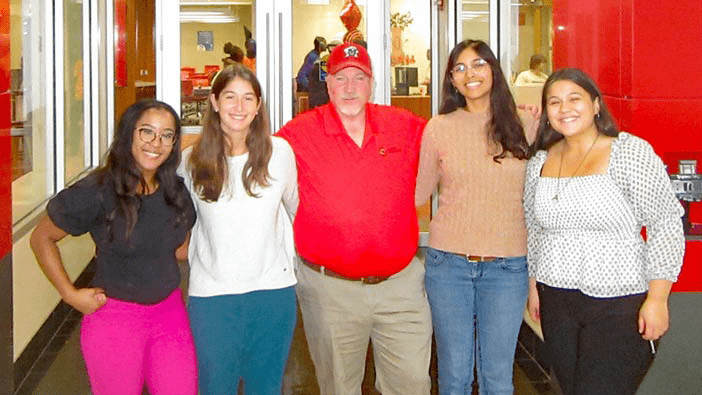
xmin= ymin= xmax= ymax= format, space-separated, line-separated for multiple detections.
xmin=80 ymin=288 xmax=197 ymax=395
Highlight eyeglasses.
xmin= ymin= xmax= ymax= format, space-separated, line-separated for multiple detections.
xmin=137 ymin=127 xmax=177 ymax=146
xmin=451 ymin=58 xmax=489 ymax=78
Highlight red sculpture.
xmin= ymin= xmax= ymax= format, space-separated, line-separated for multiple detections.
xmin=340 ymin=0 xmax=363 ymax=43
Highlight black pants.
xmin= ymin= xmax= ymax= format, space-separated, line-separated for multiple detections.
xmin=538 ymin=284 xmax=655 ymax=395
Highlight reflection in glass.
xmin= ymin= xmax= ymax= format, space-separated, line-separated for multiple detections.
xmin=11 ymin=0 xmax=50 ymax=222
xmin=64 ymin=0 xmax=87 ymax=183
xmin=509 ymin=1 xmax=552 ymax=108
xmin=180 ymin=2 xmax=255 ymax=129
xmin=291 ymin=0 xmax=367 ymax=117
xmin=389 ymin=0 xmax=431 ymax=232
xmin=461 ymin=0 xmax=490 ymax=43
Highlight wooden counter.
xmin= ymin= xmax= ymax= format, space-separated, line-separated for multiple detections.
xmin=391 ymin=95 xmax=431 ymax=120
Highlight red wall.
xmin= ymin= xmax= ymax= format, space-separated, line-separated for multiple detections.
xmin=0 ymin=0 xmax=12 ymax=258
xmin=552 ymin=0 xmax=702 ymax=292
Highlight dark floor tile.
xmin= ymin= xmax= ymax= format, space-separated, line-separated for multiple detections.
xmin=17 ymin=316 xmax=89 ymax=395
xmin=519 ymin=326 xmax=539 ymax=354
xmin=532 ymin=380 xmax=560 ymax=394
xmin=516 ymin=358 xmax=550 ymax=383
xmin=532 ymin=339 xmax=552 ymax=370
xmin=21 ymin=290 xmax=558 ymax=395
xmin=515 ymin=341 xmax=531 ymax=361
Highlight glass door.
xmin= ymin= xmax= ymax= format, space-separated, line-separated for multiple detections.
xmin=161 ymin=0 xmax=258 ymax=142
xmin=159 ymin=1 xmax=390 ymax=134
xmin=157 ymin=0 xmax=437 ymax=239
xmin=448 ymin=0 xmax=553 ymax=98
xmin=388 ymin=0 xmax=435 ymax=238
xmin=289 ymin=1 xmax=369 ymax=119
xmin=256 ymin=1 xmax=291 ymax=133
xmin=285 ymin=1 xmax=388 ymax=124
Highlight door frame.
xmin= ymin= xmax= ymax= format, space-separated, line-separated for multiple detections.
xmin=156 ymin=0 xmax=393 ymax=132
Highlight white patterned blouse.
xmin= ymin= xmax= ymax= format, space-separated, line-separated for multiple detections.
xmin=523 ymin=132 xmax=686 ymax=298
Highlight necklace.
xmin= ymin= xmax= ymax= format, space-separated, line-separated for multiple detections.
xmin=553 ymin=134 xmax=600 ymax=201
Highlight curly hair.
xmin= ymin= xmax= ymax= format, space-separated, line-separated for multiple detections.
xmin=96 ymin=99 xmax=189 ymax=240
xmin=188 ymin=64 xmax=272 ymax=201
xmin=439 ymin=40 xmax=530 ymax=162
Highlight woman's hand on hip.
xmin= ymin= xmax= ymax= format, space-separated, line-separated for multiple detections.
xmin=65 ymin=287 xmax=107 ymax=315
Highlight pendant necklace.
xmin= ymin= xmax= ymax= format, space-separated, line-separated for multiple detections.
xmin=553 ymin=134 xmax=600 ymax=201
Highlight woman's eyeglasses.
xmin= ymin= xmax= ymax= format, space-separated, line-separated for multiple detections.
xmin=451 ymin=58 xmax=489 ymax=78
xmin=137 ymin=127 xmax=177 ymax=146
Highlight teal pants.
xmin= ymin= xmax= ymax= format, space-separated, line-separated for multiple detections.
xmin=188 ymin=286 xmax=296 ymax=395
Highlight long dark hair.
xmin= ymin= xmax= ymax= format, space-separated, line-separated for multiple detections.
xmin=97 ymin=99 xmax=188 ymax=240
xmin=532 ymin=68 xmax=619 ymax=153
xmin=189 ymin=64 xmax=272 ymax=201
xmin=440 ymin=40 xmax=529 ymax=162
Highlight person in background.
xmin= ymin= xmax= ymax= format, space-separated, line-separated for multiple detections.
xmin=242 ymin=38 xmax=256 ymax=71
xmin=222 ymin=42 xmax=244 ymax=68
xmin=515 ymin=54 xmax=549 ymax=85
xmin=179 ymin=64 xmax=298 ymax=395
xmin=295 ymin=36 xmax=326 ymax=92
xmin=30 ymin=99 xmax=197 ymax=395
xmin=242 ymin=27 xmax=256 ymax=71
xmin=415 ymin=39 xmax=537 ymax=395
xmin=277 ymin=42 xmax=432 ymax=395
xmin=523 ymin=68 xmax=685 ymax=395
xmin=307 ymin=39 xmax=340 ymax=109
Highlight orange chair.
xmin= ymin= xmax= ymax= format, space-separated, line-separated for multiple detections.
xmin=181 ymin=79 xmax=193 ymax=96
xmin=181 ymin=67 xmax=195 ymax=80
xmin=204 ymin=65 xmax=220 ymax=75
xmin=190 ymin=73 xmax=210 ymax=87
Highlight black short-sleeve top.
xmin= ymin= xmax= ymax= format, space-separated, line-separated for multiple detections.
xmin=46 ymin=173 xmax=196 ymax=305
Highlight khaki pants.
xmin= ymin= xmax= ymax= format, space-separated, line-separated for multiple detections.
xmin=296 ymin=256 xmax=432 ymax=395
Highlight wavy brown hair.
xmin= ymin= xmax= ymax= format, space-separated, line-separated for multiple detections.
xmin=189 ymin=64 xmax=272 ymax=201
xmin=440 ymin=40 xmax=530 ymax=162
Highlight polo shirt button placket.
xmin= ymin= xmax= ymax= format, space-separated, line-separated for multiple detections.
xmin=378 ymin=147 xmax=386 ymax=156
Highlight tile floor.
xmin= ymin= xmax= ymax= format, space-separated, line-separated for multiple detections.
xmin=15 ymin=308 xmax=558 ymax=395
xmin=16 ymin=261 xmax=559 ymax=395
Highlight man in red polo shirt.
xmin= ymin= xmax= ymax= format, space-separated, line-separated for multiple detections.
xmin=277 ymin=42 xmax=431 ymax=395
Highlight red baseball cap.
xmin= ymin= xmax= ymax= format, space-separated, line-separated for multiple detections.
xmin=326 ymin=42 xmax=373 ymax=77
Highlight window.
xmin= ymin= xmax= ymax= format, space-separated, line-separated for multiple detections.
xmin=12 ymin=0 xmax=96 ymax=225
xmin=63 ymin=0 xmax=90 ymax=183
xmin=11 ymin=0 xmax=52 ymax=223
xmin=508 ymin=0 xmax=553 ymax=107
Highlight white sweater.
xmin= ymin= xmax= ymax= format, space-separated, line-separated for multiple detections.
xmin=178 ymin=136 xmax=298 ymax=296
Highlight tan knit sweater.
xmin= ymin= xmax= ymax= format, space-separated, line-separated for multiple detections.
xmin=416 ymin=109 xmax=537 ymax=257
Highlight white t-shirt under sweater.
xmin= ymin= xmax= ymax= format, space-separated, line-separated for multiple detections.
xmin=178 ymin=136 xmax=298 ymax=297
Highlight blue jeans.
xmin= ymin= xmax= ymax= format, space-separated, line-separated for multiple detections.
xmin=188 ymin=286 xmax=297 ymax=395
xmin=424 ymin=248 xmax=528 ymax=395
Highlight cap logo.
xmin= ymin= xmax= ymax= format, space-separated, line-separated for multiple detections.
xmin=344 ymin=46 xmax=359 ymax=58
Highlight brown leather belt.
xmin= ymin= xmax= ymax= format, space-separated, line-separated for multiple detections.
xmin=448 ymin=253 xmax=499 ymax=262
xmin=298 ymin=257 xmax=390 ymax=285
